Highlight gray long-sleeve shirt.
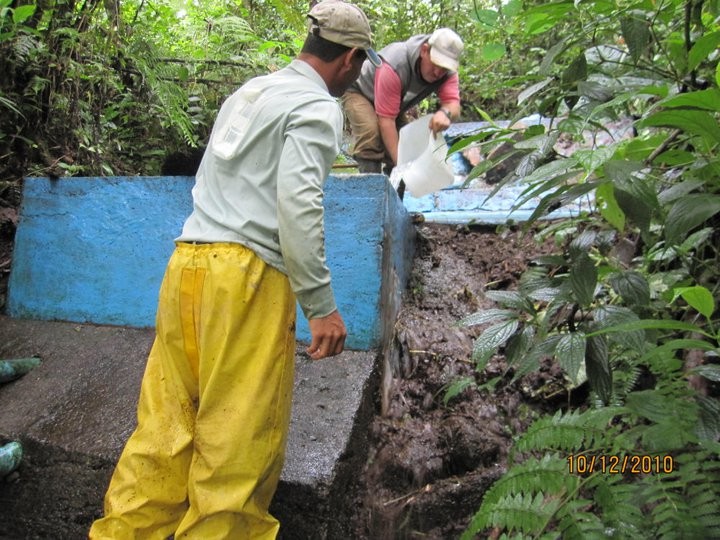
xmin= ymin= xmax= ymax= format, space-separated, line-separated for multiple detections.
xmin=177 ymin=59 xmax=342 ymax=319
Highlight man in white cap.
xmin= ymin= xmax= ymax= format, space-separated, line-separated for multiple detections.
xmin=342 ymin=28 xmax=464 ymax=181
xmin=89 ymin=2 xmax=379 ymax=539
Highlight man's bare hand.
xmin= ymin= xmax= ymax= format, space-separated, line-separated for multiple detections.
xmin=429 ymin=109 xmax=452 ymax=135
xmin=306 ymin=310 xmax=347 ymax=360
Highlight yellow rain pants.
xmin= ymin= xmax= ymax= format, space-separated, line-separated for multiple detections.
xmin=89 ymin=242 xmax=297 ymax=540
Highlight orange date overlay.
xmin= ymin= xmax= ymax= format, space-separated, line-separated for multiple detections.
xmin=567 ymin=454 xmax=674 ymax=475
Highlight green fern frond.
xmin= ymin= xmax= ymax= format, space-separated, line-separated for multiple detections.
xmin=590 ymin=475 xmax=646 ymax=536
xmin=467 ymin=491 xmax=561 ymax=537
xmin=651 ymin=492 xmax=705 ymax=539
xmin=497 ymin=532 xmax=534 ymax=540
xmin=514 ymin=407 xmax=622 ymax=453
xmin=482 ymin=454 xmax=576 ymax=508
xmin=634 ymin=448 xmax=720 ymax=538
xmin=12 ymin=34 xmax=42 ymax=66
xmin=557 ymin=498 xmax=607 ymax=540
xmin=696 ymin=394 xmax=720 ymax=441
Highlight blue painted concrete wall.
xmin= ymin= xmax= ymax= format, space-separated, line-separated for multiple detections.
xmin=7 ymin=175 xmax=415 ymax=351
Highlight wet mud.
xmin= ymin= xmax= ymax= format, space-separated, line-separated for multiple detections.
xmin=351 ymin=222 xmax=564 ymax=539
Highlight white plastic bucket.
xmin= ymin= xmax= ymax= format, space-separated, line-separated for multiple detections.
xmin=396 ymin=114 xmax=454 ymax=198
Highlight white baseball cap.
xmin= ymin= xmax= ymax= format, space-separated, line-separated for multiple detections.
xmin=307 ymin=1 xmax=382 ymax=67
xmin=428 ymin=28 xmax=464 ymax=72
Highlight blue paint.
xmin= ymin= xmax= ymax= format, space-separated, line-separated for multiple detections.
xmin=9 ymin=177 xmax=189 ymax=327
xmin=8 ymin=175 xmax=415 ymax=351
xmin=296 ymin=175 xmax=388 ymax=347
xmin=403 ymin=178 xmax=595 ymax=225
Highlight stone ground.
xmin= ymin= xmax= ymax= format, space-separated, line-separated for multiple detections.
xmin=0 ymin=180 xmax=567 ymax=538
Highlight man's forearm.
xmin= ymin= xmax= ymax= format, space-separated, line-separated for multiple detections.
xmin=440 ymin=101 xmax=461 ymax=119
xmin=378 ymin=115 xmax=399 ymax=165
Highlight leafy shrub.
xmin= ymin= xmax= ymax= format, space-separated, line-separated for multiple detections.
xmin=451 ymin=0 xmax=720 ymax=536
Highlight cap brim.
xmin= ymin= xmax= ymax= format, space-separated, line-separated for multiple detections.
xmin=366 ymin=48 xmax=382 ymax=68
xmin=429 ymin=49 xmax=458 ymax=72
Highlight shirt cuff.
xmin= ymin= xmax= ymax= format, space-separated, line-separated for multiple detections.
xmin=296 ymin=283 xmax=337 ymax=320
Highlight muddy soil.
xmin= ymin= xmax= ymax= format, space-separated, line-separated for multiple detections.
xmin=351 ymin=222 xmax=564 ymax=539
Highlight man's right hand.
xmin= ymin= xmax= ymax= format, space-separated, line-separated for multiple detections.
xmin=306 ymin=310 xmax=347 ymax=360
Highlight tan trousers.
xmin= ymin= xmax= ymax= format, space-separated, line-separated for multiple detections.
xmin=90 ymin=242 xmax=297 ymax=540
xmin=341 ymin=91 xmax=389 ymax=164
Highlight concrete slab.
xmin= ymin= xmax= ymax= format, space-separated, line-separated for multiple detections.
xmin=0 ymin=315 xmax=378 ymax=539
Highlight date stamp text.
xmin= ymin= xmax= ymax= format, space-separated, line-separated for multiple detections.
xmin=567 ymin=454 xmax=674 ymax=475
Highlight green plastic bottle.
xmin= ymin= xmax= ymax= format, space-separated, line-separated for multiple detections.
xmin=0 ymin=357 xmax=42 ymax=383
xmin=0 ymin=441 xmax=23 ymax=477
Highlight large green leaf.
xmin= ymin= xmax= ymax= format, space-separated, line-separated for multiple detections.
xmin=570 ymin=252 xmax=597 ymax=307
xmin=691 ymin=365 xmax=720 ymax=383
xmin=604 ymin=159 xmax=645 ymax=184
xmin=518 ymin=77 xmax=553 ymax=104
xmin=569 ymin=229 xmax=597 ymax=257
xmin=640 ymin=110 xmax=720 ymax=146
xmin=573 ymin=145 xmax=617 ymax=172
xmin=458 ymin=308 xmax=517 ymax=327
xmin=472 ymin=320 xmax=520 ymax=370
xmin=502 ymin=0 xmax=522 ymax=17
xmin=562 ymin=53 xmax=588 ymax=86
xmin=505 ymin=325 xmax=535 ymax=367
xmin=658 ymin=179 xmax=705 ymax=205
xmin=594 ymin=305 xmax=645 ymax=351
xmin=662 ymin=88 xmax=720 ymax=112
xmin=604 ymin=161 xmax=657 ymax=234
xmin=609 ymin=271 xmax=651 ymax=306
xmin=539 ymin=42 xmax=566 ymax=76
xmin=625 ymin=389 xmax=674 ymax=424
xmin=586 ymin=319 xmax=711 ymax=338
xmin=485 ymin=290 xmax=535 ymax=312
xmin=672 ymin=286 xmax=716 ymax=318
xmin=513 ymin=335 xmax=564 ymax=382
xmin=621 ymin=15 xmax=651 ymax=63
xmin=586 ymin=334 xmax=612 ymax=405
xmin=482 ymin=43 xmax=507 ymax=62
xmin=688 ymin=31 xmax=720 ymax=71
xmin=665 ymin=194 xmax=720 ymax=245
xmin=473 ymin=8 xmax=499 ymax=27
xmin=639 ymin=339 xmax=716 ymax=365
xmin=523 ymin=1 xmax=575 ymax=35
xmin=556 ymin=332 xmax=587 ymax=385
xmin=12 ymin=3 xmax=36 ymax=24
xmin=596 ymin=182 xmax=625 ymax=231
xmin=614 ymin=187 xmax=653 ymax=234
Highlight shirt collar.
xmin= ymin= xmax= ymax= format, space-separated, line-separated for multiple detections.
xmin=288 ymin=59 xmax=330 ymax=94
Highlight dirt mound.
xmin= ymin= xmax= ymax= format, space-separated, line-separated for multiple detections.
xmin=352 ymin=223 xmax=563 ymax=539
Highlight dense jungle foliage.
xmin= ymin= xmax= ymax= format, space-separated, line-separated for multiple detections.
xmin=1 ymin=0 xmax=719 ymax=537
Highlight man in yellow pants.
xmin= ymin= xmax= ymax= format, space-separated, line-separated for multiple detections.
xmin=89 ymin=2 xmax=381 ymax=538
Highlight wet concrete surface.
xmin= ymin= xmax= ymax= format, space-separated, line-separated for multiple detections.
xmin=0 ymin=315 xmax=378 ymax=539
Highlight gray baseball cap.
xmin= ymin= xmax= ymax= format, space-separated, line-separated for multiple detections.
xmin=307 ymin=1 xmax=382 ymax=67
xmin=428 ymin=28 xmax=464 ymax=72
